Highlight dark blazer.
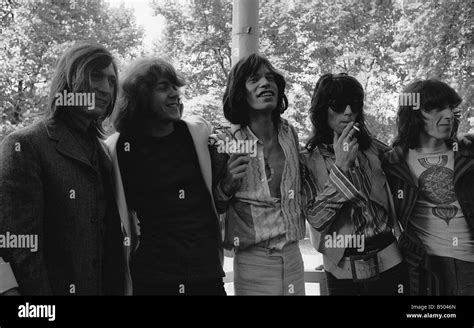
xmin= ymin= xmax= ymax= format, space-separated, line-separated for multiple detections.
xmin=0 ymin=117 xmax=125 ymax=295
xmin=382 ymin=142 xmax=474 ymax=295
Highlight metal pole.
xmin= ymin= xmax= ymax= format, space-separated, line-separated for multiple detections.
xmin=231 ymin=0 xmax=259 ymax=66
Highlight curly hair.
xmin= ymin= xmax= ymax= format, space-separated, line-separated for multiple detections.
xmin=306 ymin=73 xmax=372 ymax=152
xmin=223 ymin=53 xmax=288 ymax=128
xmin=112 ymin=58 xmax=185 ymax=135
xmin=392 ymin=79 xmax=462 ymax=151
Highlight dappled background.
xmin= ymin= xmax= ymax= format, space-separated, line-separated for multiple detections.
xmin=1 ymin=0 xmax=472 ymax=144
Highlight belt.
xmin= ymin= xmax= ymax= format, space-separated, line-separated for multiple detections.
xmin=336 ymin=241 xmax=402 ymax=281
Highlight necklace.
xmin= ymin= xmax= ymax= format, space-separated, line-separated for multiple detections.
xmin=262 ymin=129 xmax=278 ymax=183
xmin=264 ymin=154 xmax=274 ymax=182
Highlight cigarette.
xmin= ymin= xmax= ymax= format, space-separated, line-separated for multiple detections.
xmin=353 ymin=125 xmax=360 ymax=132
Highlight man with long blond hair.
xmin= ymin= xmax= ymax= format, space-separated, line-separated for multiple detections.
xmin=0 ymin=41 xmax=125 ymax=295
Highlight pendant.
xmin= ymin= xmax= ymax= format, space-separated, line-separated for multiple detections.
xmin=265 ymin=161 xmax=274 ymax=182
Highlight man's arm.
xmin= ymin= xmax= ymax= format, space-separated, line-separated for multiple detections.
xmin=0 ymin=256 xmax=19 ymax=295
xmin=209 ymin=143 xmax=232 ymax=214
xmin=302 ymin=162 xmax=368 ymax=232
xmin=0 ymin=132 xmax=52 ymax=295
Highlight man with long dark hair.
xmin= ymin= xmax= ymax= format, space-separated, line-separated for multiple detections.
xmin=0 ymin=41 xmax=125 ymax=295
xmin=383 ymin=79 xmax=474 ymax=295
xmin=301 ymin=73 xmax=407 ymax=295
xmin=210 ymin=54 xmax=305 ymax=295
xmin=106 ymin=58 xmax=226 ymax=295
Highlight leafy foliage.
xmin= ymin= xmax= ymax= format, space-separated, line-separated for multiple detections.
xmin=1 ymin=0 xmax=471 ymax=144
xmin=0 ymin=0 xmax=144 ymax=141
xmin=150 ymin=0 xmax=472 ymax=145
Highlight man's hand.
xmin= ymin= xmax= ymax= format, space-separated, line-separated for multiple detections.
xmin=220 ymin=153 xmax=250 ymax=196
xmin=334 ymin=122 xmax=359 ymax=174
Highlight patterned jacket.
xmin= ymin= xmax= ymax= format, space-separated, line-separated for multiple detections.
xmin=382 ymin=143 xmax=474 ymax=295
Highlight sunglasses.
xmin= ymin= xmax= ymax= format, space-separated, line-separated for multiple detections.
xmin=328 ymin=100 xmax=363 ymax=114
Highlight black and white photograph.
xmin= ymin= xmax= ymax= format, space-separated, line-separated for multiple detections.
xmin=0 ymin=0 xmax=472 ymax=325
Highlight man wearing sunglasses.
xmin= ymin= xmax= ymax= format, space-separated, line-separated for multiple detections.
xmin=300 ymin=73 xmax=407 ymax=295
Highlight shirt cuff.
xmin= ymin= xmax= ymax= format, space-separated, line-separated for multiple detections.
xmin=329 ymin=163 xmax=367 ymax=207
xmin=0 ymin=262 xmax=19 ymax=294
xmin=215 ymin=181 xmax=233 ymax=202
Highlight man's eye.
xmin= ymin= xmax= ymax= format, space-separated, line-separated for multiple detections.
xmin=267 ymin=74 xmax=275 ymax=80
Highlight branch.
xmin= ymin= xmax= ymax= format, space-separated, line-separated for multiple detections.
xmin=303 ymin=85 xmax=313 ymax=98
xmin=213 ymin=47 xmax=228 ymax=81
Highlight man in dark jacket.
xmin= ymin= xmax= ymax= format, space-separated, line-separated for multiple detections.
xmin=383 ymin=79 xmax=474 ymax=295
xmin=0 ymin=41 xmax=125 ymax=295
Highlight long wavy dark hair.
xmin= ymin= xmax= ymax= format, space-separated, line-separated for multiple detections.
xmin=223 ymin=53 xmax=288 ymax=128
xmin=112 ymin=58 xmax=185 ymax=135
xmin=392 ymin=79 xmax=462 ymax=152
xmin=306 ymin=73 xmax=372 ymax=152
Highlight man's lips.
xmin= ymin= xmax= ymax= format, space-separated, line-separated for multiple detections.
xmin=257 ymin=90 xmax=275 ymax=97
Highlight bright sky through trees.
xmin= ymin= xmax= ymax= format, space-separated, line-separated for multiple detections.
xmin=106 ymin=0 xmax=165 ymax=50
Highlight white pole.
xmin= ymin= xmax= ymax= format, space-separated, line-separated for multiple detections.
xmin=231 ymin=0 xmax=259 ymax=66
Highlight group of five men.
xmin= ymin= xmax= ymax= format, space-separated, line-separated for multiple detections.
xmin=0 ymin=41 xmax=472 ymax=296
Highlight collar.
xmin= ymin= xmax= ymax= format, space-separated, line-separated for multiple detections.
xmin=44 ymin=117 xmax=107 ymax=171
xmin=384 ymin=145 xmax=406 ymax=165
xmin=245 ymin=125 xmax=263 ymax=144
xmin=319 ymin=143 xmax=335 ymax=158
xmin=386 ymin=142 xmax=474 ymax=164
xmin=244 ymin=120 xmax=290 ymax=145
xmin=61 ymin=111 xmax=94 ymax=138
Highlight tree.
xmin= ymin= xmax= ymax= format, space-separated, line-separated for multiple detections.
xmin=3 ymin=0 xmax=470 ymax=142
xmin=392 ymin=0 xmax=473 ymax=134
xmin=150 ymin=0 xmax=233 ymax=124
xmin=149 ymin=0 xmax=471 ymax=143
xmin=0 ymin=0 xmax=144 ymax=132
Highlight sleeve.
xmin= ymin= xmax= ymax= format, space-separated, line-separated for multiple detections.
xmin=304 ymin=162 xmax=368 ymax=232
xmin=0 ymin=257 xmax=18 ymax=294
xmin=288 ymin=123 xmax=301 ymax=151
xmin=208 ymin=142 xmax=231 ymax=214
xmin=0 ymin=132 xmax=52 ymax=294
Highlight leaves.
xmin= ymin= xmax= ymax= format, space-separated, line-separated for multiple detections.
xmin=1 ymin=0 xmax=471 ymax=142
xmin=151 ymin=0 xmax=471 ymax=143
xmin=0 ymin=1 xmax=144 ymax=128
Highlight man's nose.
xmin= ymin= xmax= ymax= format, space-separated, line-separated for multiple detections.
xmin=446 ymin=108 xmax=454 ymax=119
xmin=343 ymin=105 xmax=353 ymax=116
xmin=95 ymin=77 xmax=114 ymax=94
xmin=258 ymin=76 xmax=270 ymax=87
xmin=169 ymin=86 xmax=180 ymax=98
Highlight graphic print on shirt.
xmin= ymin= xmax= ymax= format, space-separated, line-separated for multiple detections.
xmin=418 ymin=155 xmax=457 ymax=225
